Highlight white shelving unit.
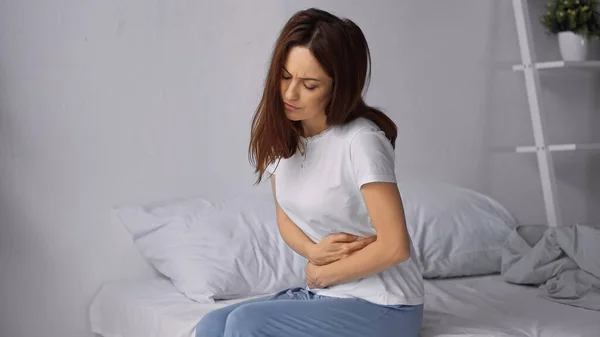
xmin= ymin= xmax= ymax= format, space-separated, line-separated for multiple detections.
xmin=510 ymin=0 xmax=600 ymax=227
xmin=516 ymin=143 xmax=600 ymax=153
xmin=512 ymin=60 xmax=600 ymax=71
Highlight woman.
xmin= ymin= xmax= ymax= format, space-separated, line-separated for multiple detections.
xmin=196 ymin=7 xmax=424 ymax=337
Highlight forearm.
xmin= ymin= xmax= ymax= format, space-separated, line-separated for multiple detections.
xmin=317 ymin=240 xmax=408 ymax=287
xmin=277 ymin=217 xmax=315 ymax=260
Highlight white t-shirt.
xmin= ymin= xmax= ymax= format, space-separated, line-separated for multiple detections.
xmin=267 ymin=117 xmax=424 ymax=306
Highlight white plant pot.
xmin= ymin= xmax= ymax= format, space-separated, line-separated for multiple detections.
xmin=558 ymin=31 xmax=588 ymax=61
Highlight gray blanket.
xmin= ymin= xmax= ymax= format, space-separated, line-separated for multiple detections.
xmin=501 ymin=223 xmax=600 ymax=311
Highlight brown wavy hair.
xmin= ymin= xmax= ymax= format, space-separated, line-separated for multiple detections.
xmin=248 ymin=8 xmax=397 ymax=183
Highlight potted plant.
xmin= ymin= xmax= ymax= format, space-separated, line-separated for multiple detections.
xmin=540 ymin=0 xmax=600 ymax=61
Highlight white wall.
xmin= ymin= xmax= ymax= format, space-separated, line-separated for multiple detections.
xmin=0 ymin=1 xmax=283 ymax=336
xmin=0 ymin=1 xmax=598 ymax=337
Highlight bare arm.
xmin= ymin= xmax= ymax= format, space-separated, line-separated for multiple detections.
xmin=306 ymin=182 xmax=411 ymax=288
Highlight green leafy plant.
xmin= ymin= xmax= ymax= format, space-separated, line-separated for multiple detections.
xmin=541 ymin=0 xmax=600 ymax=39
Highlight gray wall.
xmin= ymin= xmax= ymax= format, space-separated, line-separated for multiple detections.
xmin=0 ymin=1 xmax=598 ymax=337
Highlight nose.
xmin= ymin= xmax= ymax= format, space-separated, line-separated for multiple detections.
xmin=283 ymin=80 xmax=299 ymax=101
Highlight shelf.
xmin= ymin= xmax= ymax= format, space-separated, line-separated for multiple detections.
xmin=512 ymin=60 xmax=600 ymax=71
xmin=516 ymin=143 xmax=600 ymax=153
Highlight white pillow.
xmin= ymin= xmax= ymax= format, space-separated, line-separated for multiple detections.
xmin=113 ymin=191 xmax=307 ymax=303
xmin=398 ymin=181 xmax=519 ymax=278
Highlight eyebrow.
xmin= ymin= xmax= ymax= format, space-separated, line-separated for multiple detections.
xmin=282 ymin=66 xmax=321 ymax=82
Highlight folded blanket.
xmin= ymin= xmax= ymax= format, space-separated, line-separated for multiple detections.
xmin=501 ymin=223 xmax=600 ymax=311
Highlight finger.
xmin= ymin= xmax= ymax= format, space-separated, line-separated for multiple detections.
xmin=334 ymin=251 xmax=353 ymax=261
xmin=329 ymin=232 xmax=358 ymax=243
xmin=357 ymin=236 xmax=377 ymax=243
xmin=317 ymin=253 xmax=343 ymax=265
xmin=319 ymin=254 xmax=337 ymax=265
xmin=348 ymin=236 xmax=376 ymax=249
xmin=345 ymin=239 xmax=373 ymax=252
xmin=329 ymin=236 xmax=373 ymax=252
xmin=313 ymin=259 xmax=328 ymax=266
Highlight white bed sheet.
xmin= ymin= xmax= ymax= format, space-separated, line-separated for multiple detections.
xmin=89 ymin=277 xmax=254 ymax=337
xmin=89 ymin=275 xmax=600 ymax=337
xmin=421 ymin=275 xmax=599 ymax=337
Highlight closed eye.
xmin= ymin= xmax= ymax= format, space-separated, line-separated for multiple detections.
xmin=281 ymin=74 xmax=318 ymax=91
xmin=282 ymin=66 xmax=321 ymax=91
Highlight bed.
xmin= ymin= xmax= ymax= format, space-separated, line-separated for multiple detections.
xmin=89 ymin=274 xmax=600 ymax=337
xmin=100 ymin=183 xmax=600 ymax=337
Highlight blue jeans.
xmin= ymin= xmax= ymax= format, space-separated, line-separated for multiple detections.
xmin=195 ymin=287 xmax=423 ymax=337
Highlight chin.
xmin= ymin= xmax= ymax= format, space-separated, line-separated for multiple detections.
xmin=284 ymin=111 xmax=304 ymax=121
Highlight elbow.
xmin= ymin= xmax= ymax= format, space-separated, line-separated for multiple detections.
xmin=388 ymin=245 xmax=410 ymax=265
xmin=374 ymin=232 xmax=411 ymax=265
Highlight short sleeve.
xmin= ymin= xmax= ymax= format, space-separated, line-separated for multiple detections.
xmin=349 ymin=127 xmax=397 ymax=187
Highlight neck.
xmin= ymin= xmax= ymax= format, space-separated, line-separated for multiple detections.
xmin=301 ymin=114 xmax=328 ymax=138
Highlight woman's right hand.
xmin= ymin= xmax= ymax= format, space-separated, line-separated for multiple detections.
xmin=307 ymin=233 xmax=377 ymax=266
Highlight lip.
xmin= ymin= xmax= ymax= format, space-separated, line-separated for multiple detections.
xmin=284 ymin=102 xmax=300 ymax=111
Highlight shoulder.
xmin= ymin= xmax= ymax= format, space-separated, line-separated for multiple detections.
xmin=337 ymin=117 xmax=384 ymax=145
xmin=334 ymin=117 xmax=393 ymax=153
xmin=335 ymin=117 xmax=381 ymax=140
xmin=337 ymin=118 xmax=397 ymax=186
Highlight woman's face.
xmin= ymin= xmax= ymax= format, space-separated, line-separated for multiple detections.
xmin=280 ymin=46 xmax=333 ymax=123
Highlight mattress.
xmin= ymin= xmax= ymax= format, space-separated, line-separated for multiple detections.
xmin=89 ymin=276 xmax=256 ymax=337
xmin=89 ymin=275 xmax=600 ymax=337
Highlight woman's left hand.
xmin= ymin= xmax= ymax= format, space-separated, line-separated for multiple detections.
xmin=305 ymin=262 xmax=327 ymax=288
